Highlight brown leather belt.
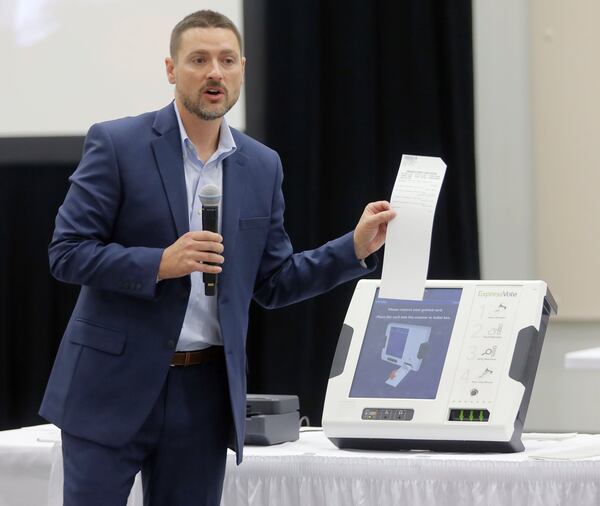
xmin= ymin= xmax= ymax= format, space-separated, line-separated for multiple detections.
xmin=170 ymin=346 xmax=224 ymax=367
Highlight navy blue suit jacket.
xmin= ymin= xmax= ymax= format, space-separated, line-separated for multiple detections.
xmin=40 ymin=103 xmax=373 ymax=463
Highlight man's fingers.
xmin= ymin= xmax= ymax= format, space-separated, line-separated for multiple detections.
xmin=366 ymin=208 xmax=396 ymax=226
xmin=192 ymin=252 xmax=225 ymax=264
xmin=159 ymin=232 xmax=227 ymax=280
xmin=193 ymin=241 xmax=224 ymax=254
xmin=366 ymin=201 xmax=393 ymax=213
xmin=186 ymin=231 xmax=223 ymax=243
xmin=183 ymin=238 xmax=224 ymax=254
xmin=185 ymin=253 xmax=224 ymax=274
xmin=193 ymin=263 xmax=222 ymax=274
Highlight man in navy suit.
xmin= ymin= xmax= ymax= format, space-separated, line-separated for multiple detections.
xmin=41 ymin=10 xmax=396 ymax=506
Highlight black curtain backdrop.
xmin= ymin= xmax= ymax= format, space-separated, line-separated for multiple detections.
xmin=0 ymin=156 xmax=80 ymax=430
xmin=244 ymin=1 xmax=478 ymax=426
xmin=0 ymin=2 xmax=478 ymax=430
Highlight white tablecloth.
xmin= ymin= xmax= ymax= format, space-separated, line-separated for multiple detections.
xmin=0 ymin=425 xmax=55 ymax=506
xmin=2 ymin=425 xmax=600 ymax=506
xmin=222 ymin=429 xmax=600 ymax=506
xmin=0 ymin=425 xmax=142 ymax=506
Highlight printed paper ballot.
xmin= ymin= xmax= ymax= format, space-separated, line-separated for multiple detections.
xmin=380 ymin=155 xmax=446 ymax=300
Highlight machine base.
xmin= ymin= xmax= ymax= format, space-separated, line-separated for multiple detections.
xmin=329 ymin=436 xmax=524 ymax=453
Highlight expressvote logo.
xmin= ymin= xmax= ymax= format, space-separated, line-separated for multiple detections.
xmin=477 ymin=290 xmax=518 ymax=298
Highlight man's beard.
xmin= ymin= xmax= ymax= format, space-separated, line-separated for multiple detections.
xmin=181 ymin=86 xmax=237 ymax=121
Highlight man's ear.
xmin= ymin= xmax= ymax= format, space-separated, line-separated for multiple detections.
xmin=165 ymin=57 xmax=176 ymax=85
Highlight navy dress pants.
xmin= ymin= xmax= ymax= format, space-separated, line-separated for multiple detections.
xmin=61 ymin=358 xmax=232 ymax=506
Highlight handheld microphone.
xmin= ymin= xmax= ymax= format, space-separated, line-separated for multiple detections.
xmin=198 ymin=184 xmax=221 ymax=296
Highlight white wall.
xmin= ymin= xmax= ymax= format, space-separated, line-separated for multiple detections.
xmin=0 ymin=0 xmax=244 ymax=136
xmin=531 ymin=0 xmax=600 ymax=320
xmin=473 ymin=1 xmax=535 ymax=281
xmin=473 ymin=1 xmax=600 ymax=432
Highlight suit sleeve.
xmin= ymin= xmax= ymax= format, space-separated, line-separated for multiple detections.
xmin=49 ymin=123 xmax=163 ymax=299
xmin=252 ymin=153 xmax=376 ymax=309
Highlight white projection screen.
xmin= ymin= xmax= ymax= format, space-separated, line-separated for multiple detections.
xmin=0 ymin=0 xmax=244 ymax=136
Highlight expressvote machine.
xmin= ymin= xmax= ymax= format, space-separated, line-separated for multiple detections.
xmin=322 ymin=280 xmax=557 ymax=452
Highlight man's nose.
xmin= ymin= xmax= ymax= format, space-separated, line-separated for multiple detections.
xmin=206 ymin=60 xmax=224 ymax=81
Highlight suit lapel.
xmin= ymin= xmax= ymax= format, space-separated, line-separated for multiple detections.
xmin=151 ymin=106 xmax=189 ymax=238
xmin=150 ymin=108 xmax=248 ymax=293
xmin=220 ymin=148 xmax=248 ymax=287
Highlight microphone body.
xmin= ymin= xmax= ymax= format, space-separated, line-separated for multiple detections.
xmin=198 ymin=185 xmax=221 ymax=296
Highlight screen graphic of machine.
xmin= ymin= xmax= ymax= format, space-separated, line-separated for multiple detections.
xmin=381 ymin=324 xmax=431 ymax=387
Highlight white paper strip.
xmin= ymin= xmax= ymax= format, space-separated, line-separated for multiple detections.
xmin=380 ymin=155 xmax=446 ymax=300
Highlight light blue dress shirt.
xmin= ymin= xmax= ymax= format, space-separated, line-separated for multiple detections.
xmin=172 ymin=102 xmax=237 ymax=351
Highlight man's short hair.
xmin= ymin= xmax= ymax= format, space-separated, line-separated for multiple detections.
xmin=170 ymin=10 xmax=243 ymax=59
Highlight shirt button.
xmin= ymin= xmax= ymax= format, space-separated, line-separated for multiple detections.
xmin=166 ymin=340 xmax=176 ymax=350
xmin=197 ymin=209 xmax=202 ymax=215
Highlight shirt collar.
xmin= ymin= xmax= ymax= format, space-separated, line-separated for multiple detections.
xmin=172 ymin=101 xmax=236 ymax=164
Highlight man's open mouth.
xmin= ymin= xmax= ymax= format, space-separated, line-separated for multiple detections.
xmin=204 ymin=87 xmax=225 ymax=97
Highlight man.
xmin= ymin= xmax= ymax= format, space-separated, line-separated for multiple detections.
xmin=40 ymin=9 xmax=396 ymax=506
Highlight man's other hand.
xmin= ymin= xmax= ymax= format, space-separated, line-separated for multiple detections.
xmin=158 ymin=231 xmax=224 ymax=280
xmin=353 ymin=201 xmax=396 ymax=260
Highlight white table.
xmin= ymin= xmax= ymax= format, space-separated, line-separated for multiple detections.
xmin=2 ymin=425 xmax=600 ymax=506
xmin=565 ymin=347 xmax=600 ymax=369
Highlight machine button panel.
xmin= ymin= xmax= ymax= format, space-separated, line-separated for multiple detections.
xmin=362 ymin=408 xmax=414 ymax=421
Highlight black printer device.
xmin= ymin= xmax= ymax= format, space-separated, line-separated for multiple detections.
xmin=245 ymin=394 xmax=300 ymax=445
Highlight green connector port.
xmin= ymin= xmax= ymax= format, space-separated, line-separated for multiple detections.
xmin=449 ymin=408 xmax=490 ymax=422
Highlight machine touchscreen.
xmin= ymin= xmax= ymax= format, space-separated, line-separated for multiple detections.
xmin=350 ymin=288 xmax=461 ymax=399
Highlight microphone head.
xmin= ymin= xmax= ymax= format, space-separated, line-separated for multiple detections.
xmin=198 ymin=184 xmax=221 ymax=206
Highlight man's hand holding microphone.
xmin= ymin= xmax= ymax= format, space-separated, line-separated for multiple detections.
xmin=158 ymin=230 xmax=224 ymax=280
xmin=158 ymin=184 xmax=223 ymax=295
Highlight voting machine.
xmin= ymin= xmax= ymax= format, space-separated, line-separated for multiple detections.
xmin=322 ymin=280 xmax=557 ymax=452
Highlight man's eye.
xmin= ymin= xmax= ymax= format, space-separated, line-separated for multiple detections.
xmin=193 ymin=58 xmax=206 ymax=65
xmin=223 ymin=58 xmax=235 ymax=65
